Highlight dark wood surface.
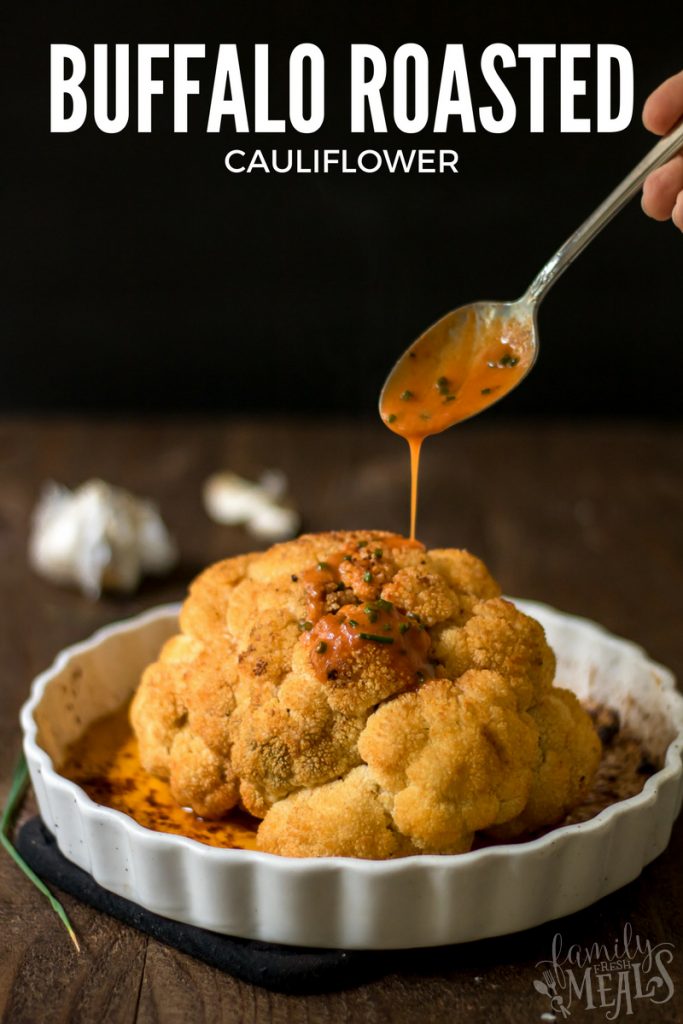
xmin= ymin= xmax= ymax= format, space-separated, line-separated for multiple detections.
xmin=1 ymin=416 xmax=681 ymax=1024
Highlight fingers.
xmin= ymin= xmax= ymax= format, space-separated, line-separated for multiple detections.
xmin=642 ymin=153 xmax=683 ymax=220
xmin=673 ymin=192 xmax=683 ymax=232
xmin=642 ymin=70 xmax=683 ymax=135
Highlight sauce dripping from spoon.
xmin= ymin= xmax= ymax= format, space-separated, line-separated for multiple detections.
xmin=379 ymin=305 xmax=534 ymax=538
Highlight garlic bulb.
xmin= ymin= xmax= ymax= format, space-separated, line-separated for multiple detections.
xmin=29 ymin=479 xmax=178 ymax=598
xmin=202 ymin=470 xmax=300 ymax=542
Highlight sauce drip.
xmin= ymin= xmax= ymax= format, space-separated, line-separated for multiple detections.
xmin=380 ymin=308 xmax=533 ymax=538
xmin=62 ymin=705 xmax=259 ymax=850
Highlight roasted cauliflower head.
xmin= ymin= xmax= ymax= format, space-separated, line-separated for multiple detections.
xmin=130 ymin=530 xmax=601 ymax=857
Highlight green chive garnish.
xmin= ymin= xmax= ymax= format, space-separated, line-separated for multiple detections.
xmin=399 ymin=623 xmax=410 ymax=634
xmin=317 ymin=562 xmax=329 ymax=571
xmin=298 ymin=620 xmax=313 ymax=631
xmin=363 ymin=571 xmax=373 ymax=583
xmin=481 ymin=388 xmax=492 ymax=395
xmin=400 ymin=390 xmax=414 ymax=401
xmin=1 ymin=753 xmax=80 ymax=952
xmin=357 ymin=540 xmax=368 ymax=549
xmin=374 ymin=549 xmax=383 ymax=559
xmin=444 ymin=394 xmax=456 ymax=403
xmin=436 ymin=376 xmax=450 ymax=394
xmin=348 ymin=619 xmax=359 ymax=628
xmin=364 ymin=606 xmax=378 ymax=623
xmin=386 ymin=414 xmax=397 ymax=424
xmin=316 ymin=641 xmax=328 ymax=654
xmin=359 ymin=633 xmax=395 ymax=644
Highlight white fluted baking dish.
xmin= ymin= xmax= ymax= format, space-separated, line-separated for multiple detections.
xmin=20 ymin=600 xmax=683 ymax=950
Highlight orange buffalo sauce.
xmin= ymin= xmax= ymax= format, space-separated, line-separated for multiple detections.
xmin=62 ymin=705 xmax=259 ymax=850
xmin=380 ymin=308 xmax=533 ymax=538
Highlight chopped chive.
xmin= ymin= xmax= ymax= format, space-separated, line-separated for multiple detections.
xmin=444 ymin=394 xmax=456 ymax=403
xmin=499 ymin=353 xmax=519 ymax=367
xmin=359 ymin=633 xmax=395 ymax=644
xmin=386 ymin=414 xmax=397 ymax=424
xmin=436 ymin=376 xmax=450 ymax=395
xmin=1 ymin=753 xmax=80 ymax=952
xmin=364 ymin=606 xmax=378 ymax=623
xmin=399 ymin=622 xmax=410 ymax=634
xmin=373 ymin=598 xmax=394 ymax=611
xmin=357 ymin=540 xmax=368 ymax=549
xmin=298 ymin=620 xmax=313 ymax=631
xmin=400 ymin=390 xmax=414 ymax=401
xmin=374 ymin=548 xmax=383 ymax=560
xmin=317 ymin=561 xmax=330 ymax=571
xmin=348 ymin=619 xmax=359 ymax=628
xmin=363 ymin=571 xmax=373 ymax=583
xmin=419 ymin=411 xmax=431 ymax=421
xmin=481 ymin=387 xmax=492 ymax=395
xmin=315 ymin=641 xmax=328 ymax=654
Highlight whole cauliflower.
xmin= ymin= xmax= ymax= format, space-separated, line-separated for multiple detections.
xmin=130 ymin=531 xmax=601 ymax=857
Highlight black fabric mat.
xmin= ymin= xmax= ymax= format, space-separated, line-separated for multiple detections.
xmin=16 ymin=817 xmax=387 ymax=994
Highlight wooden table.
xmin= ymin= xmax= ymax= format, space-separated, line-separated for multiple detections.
xmin=1 ymin=416 xmax=681 ymax=1023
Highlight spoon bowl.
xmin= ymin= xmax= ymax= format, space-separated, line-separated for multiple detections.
xmin=379 ymin=297 xmax=536 ymax=440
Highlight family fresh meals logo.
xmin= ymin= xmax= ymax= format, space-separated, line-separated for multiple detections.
xmin=533 ymin=924 xmax=675 ymax=1019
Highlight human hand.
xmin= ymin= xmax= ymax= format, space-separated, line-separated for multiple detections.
xmin=641 ymin=70 xmax=683 ymax=231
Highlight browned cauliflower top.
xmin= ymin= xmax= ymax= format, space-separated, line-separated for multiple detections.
xmin=130 ymin=530 xmax=601 ymax=856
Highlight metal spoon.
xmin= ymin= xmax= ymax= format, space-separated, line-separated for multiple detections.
xmin=381 ymin=119 xmax=683 ymax=427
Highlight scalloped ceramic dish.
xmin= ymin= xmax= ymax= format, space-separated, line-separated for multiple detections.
xmin=21 ymin=600 xmax=683 ymax=950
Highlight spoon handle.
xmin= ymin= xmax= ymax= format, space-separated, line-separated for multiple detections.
xmin=524 ymin=119 xmax=683 ymax=306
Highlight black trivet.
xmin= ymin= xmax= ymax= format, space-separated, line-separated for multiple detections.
xmin=16 ymin=817 xmax=387 ymax=994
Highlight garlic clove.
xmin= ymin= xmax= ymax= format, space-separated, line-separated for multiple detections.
xmin=29 ymin=479 xmax=178 ymax=598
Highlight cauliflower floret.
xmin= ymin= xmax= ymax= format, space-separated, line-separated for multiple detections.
xmin=131 ymin=639 xmax=241 ymax=816
xmin=257 ymin=766 xmax=416 ymax=859
xmin=487 ymin=687 xmax=602 ymax=839
xmin=432 ymin=597 xmax=556 ymax=710
xmin=358 ymin=671 xmax=539 ymax=853
xmin=131 ymin=530 xmax=600 ymax=857
xmin=230 ymin=671 xmax=366 ymax=817
xmin=427 ymin=548 xmax=501 ymax=600
xmin=179 ymin=555 xmax=255 ymax=644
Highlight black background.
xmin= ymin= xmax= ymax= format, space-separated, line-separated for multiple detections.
xmin=2 ymin=1 xmax=682 ymax=418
